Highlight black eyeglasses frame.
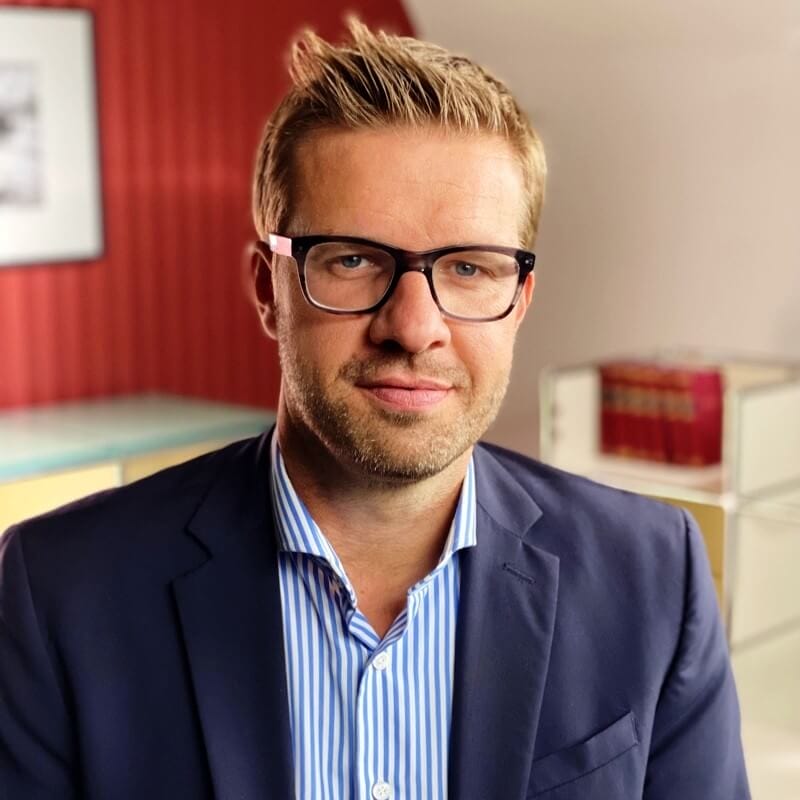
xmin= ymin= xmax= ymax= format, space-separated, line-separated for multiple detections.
xmin=257 ymin=233 xmax=536 ymax=322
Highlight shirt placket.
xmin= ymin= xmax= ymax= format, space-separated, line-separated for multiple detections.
xmin=352 ymin=581 xmax=433 ymax=800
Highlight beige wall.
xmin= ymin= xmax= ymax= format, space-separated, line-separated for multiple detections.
xmin=406 ymin=0 xmax=800 ymax=456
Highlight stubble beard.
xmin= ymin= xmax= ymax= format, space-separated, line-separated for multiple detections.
xmin=277 ymin=331 xmax=511 ymax=484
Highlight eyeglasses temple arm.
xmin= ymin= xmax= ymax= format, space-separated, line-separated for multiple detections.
xmin=267 ymin=234 xmax=293 ymax=257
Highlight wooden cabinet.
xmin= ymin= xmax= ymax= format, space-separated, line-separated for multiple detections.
xmin=0 ymin=395 xmax=274 ymax=533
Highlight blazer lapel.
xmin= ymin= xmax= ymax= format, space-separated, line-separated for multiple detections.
xmin=172 ymin=432 xmax=294 ymax=800
xmin=449 ymin=446 xmax=560 ymax=800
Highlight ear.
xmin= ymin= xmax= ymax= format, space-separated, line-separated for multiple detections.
xmin=512 ymin=272 xmax=536 ymax=329
xmin=245 ymin=242 xmax=278 ymax=339
xmin=244 ymin=241 xmax=279 ymax=340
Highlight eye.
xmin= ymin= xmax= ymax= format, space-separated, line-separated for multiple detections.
xmin=453 ymin=261 xmax=479 ymax=277
xmin=338 ymin=254 xmax=367 ymax=269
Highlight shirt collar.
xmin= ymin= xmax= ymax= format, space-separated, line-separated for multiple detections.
xmin=269 ymin=434 xmax=477 ymax=591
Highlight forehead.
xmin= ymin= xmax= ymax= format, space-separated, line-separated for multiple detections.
xmin=289 ymin=126 xmax=527 ymax=250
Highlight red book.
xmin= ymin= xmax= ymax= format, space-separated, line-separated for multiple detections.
xmin=598 ymin=361 xmax=722 ymax=466
xmin=599 ymin=361 xmax=648 ymax=458
xmin=640 ymin=365 xmax=668 ymax=462
xmin=614 ymin=362 xmax=636 ymax=457
xmin=627 ymin=363 xmax=649 ymax=459
xmin=664 ymin=368 xmax=690 ymax=464
xmin=663 ymin=366 xmax=723 ymax=466
xmin=687 ymin=369 xmax=723 ymax=465
xmin=653 ymin=366 xmax=672 ymax=463
xmin=599 ymin=364 xmax=622 ymax=455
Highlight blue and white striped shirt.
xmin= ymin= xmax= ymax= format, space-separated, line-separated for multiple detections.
xmin=270 ymin=437 xmax=477 ymax=800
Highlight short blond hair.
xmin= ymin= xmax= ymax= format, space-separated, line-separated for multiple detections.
xmin=252 ymin=18 xmax=546 ymax=247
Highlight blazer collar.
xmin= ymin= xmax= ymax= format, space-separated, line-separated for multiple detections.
xmin=172 ymin=429 xmax=295 ymax=800
xmin=449 ymin=444 xmax=559 ymax=800
xmin=473 ymin=443 xmax=544 ymax=533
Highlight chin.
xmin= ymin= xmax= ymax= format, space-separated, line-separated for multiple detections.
xmin=347 ymin=446 xmax=464 ymax=484
xmin=325 ymin=420 xmax=478 ymax=484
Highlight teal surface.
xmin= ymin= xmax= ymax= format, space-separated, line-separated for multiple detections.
xmin=0 ymin=394 xmax=275 ymax=481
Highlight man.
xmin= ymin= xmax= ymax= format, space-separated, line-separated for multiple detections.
xmin=0 ymin=19 xmax=749 ymax=800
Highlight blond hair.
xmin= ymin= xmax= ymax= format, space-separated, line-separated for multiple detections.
xmin=252 ymin=18 xmax=546 ymax=247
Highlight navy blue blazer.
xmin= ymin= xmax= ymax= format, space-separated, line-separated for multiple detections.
xmin=0 ymin=432 xmax=749 ymax=799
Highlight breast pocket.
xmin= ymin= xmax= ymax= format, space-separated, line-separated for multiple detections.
xmin=527 ymin=711 xmax=639 ymax=797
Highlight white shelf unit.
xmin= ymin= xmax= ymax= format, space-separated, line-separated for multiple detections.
xmin=539 ymin=350 xmax=800 ymax=651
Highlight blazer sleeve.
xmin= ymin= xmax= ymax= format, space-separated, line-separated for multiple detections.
xmin=0 ymin=526 xmax=79 ymax=799
xmin=644 ymin=509 xmax=750 ymax=799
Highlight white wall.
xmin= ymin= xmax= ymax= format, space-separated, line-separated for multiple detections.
xmin=405 ymin=0 xmax=800 ymax=456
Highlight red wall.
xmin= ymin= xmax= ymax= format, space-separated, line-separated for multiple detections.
xmin=0 ymin=0 xmax=412 ymax=409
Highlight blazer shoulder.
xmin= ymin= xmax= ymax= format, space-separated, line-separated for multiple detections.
xmin=476 ymin=441 xmax=689 ymax=559
xmin=478 ymin=440 xmax=680 ymax=513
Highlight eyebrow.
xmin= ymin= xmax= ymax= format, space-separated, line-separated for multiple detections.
xmin=282 ymin=215 xmax=313 ymax=236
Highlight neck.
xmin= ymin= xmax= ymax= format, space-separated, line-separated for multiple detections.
xmin=274 ymin=410 xmax=472 ymax=592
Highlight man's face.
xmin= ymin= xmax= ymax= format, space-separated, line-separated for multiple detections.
xmin=258 ymin=126 xmax=535 ymax=482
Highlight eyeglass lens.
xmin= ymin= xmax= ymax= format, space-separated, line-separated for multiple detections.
xmin=303 ymin=241 xmax=520 ymax=318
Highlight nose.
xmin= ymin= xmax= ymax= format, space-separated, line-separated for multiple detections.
xmin=368 ymin=270 xmax=451 ymax=354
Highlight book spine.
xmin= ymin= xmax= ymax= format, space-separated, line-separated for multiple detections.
xmin=687 ymin=370 xmax=724 ymax=465
xmin=675 ymin=370 xmax=695 ymax=465
xmin=642 ymin=365 xmax=668 ymax=462
xmin=600 ymin=362 xmax=626 ymax=456
xmin=599 ymin=365 xmax=615 ymax=455
xmin=617 ymin=363 xmax=636 ymax=457
xmin=629 ymin=364 xmax=650 ymax=459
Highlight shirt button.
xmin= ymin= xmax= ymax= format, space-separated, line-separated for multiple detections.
xmin=372 ymin=780 xmax=392 ymax=800
xmin=372 ymin=651 xmax=391 ymax=671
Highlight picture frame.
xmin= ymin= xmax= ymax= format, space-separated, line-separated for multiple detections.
xmin=0 ymin=7 xmax=103 ymax=267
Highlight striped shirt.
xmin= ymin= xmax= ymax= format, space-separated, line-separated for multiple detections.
xmin=270 ymin=437 xmax=477 ymax=800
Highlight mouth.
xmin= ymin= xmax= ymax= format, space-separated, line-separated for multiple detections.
xmin=356 ymin=375 xmax=452 ymax=411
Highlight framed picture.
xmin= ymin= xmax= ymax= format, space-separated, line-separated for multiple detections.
xmin=0 ymin=7 xmax=103 ymax=267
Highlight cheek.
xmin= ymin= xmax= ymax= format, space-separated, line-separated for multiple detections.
xmin=279 ymin=304 xmax=371 ymax=375
xmin=453 ymin=326 xmax=517 ymax=383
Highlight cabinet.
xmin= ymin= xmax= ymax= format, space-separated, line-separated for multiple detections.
xmin=0 ymin=394 xmax=275 ymax=533
xmin=539 ymin=350 xmax=800 ymax=645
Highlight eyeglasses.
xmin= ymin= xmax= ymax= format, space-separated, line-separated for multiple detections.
xmin=259 ymin=234 xmax=535 ymax=322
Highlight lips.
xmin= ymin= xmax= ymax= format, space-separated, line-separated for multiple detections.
xmin=359 ymin=376 xmax=451 ymax=391
xmin=357 ymin=375 xmax=452 ymax=410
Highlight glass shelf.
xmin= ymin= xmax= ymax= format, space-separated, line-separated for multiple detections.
xmin=539 ymin=349 xmax=800 ymax=653
xmin=540 ymin=349 xmax=800 ymax=506
xmin=0 ymin=393 xmax=275 ymax=482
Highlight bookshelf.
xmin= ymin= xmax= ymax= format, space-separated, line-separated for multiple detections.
xmin=539 ymin=349 xmax=800 ymax=650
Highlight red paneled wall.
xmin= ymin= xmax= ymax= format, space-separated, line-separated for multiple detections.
xmin=0 ymin=0 xmax=412 ymax=409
